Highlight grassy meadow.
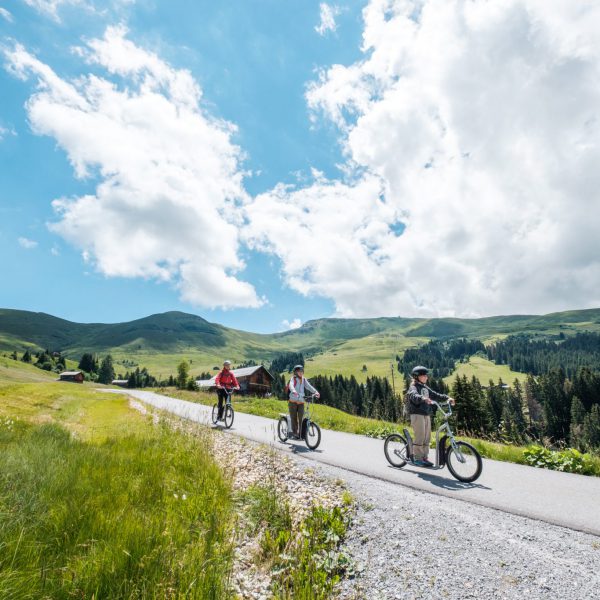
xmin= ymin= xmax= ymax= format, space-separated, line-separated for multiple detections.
xmin=0 ymin=365 xmax=234 ymax=599
xmin=442 ymin=355 xmax=527 ymax=387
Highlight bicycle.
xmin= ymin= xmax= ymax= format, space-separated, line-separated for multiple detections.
xmin=277 ymin=394 xmax=321 ymax=450
xmin=384 ymin=399 xmax=483 ymax=482
xmin=211 ymin=387 xmax=235 ymax=429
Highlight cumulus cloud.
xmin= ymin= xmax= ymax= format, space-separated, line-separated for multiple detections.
xmin=0 ymin=7 xmax=13 ymax=22
xmin=247 ymin=0 xmax=600 ymax=318
xmin=315 ymin=3 xmax=341 ymax=36
xmin=18 ymin=237 xmax=38 ymax=249
xmin=282 ymin=318 xmax=303 ymax=330
xmin=5 ymin=25 xmax=262 ymax=309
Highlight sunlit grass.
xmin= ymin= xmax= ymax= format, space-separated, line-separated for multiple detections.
xmin=0 ymin=370 xmax=234 ymax=598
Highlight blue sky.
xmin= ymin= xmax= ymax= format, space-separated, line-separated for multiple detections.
xmin=2 ymin=1 xmax=599 ymax=332
xmin=0 ymin=0 xmax=364 ymax=331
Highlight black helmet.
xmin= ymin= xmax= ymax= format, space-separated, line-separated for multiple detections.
xmin=411 ymin=365 xmax=429 ymax=377
xmin=293 ymin=364 xmax=304 ymax=372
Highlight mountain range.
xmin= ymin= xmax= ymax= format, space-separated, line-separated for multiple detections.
xmin=2 ymin=307 xmax=600 ymax=379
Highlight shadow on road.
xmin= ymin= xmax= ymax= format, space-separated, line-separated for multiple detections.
xmin=414 ymin=470 xmax=491 ymax=491
xmin=279 ymin=441 xmax=323 ymax=455
xmin=386 ymin=466 xmax=491 ymax=491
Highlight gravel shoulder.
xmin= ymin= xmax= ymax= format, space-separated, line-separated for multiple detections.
xmin=294 ymin=458 xmax=600 ymax=600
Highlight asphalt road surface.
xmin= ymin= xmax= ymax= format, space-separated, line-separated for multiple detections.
xmin=109 ymin=389 xmax=600 ymax=537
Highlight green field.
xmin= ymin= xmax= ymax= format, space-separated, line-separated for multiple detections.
xmin=443 ymin=355 xmax=528 ymax=387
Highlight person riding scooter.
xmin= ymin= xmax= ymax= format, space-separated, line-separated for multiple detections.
xmin=287 ymin=365 xmax=320 ymax=439
xmin=406 ymin=365 xmax=454 ymax=467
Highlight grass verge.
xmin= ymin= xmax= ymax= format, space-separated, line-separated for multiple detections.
xmin=238 ymin=484 xmax=352 ymax=600
xmin=0 ymin=375 xmax=235 ymax=599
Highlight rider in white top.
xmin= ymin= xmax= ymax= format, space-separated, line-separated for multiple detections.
xmin=287 ymin=365 xmax=320 ymax=439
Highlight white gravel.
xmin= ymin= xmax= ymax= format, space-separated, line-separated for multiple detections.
xmin=295 ymin=459 xmax=600 ymax=600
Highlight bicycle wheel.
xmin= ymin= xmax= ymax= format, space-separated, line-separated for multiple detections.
xmin=277 ymin=417 xmax=289 ymax=442
xmin=384 ymin=434 xmax=409 ymax=468
xmin=446 ymin=441 xmax=483 ymax=482
xmin=211 ymin=404 xmax=219 ymax=425
xmin=305 ymin=422 xmax=321 ymax=450
xmin=224 ymin=405 xmax=234 ymax=429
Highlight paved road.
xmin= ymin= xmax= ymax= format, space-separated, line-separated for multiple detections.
xmin=110 ymin=389 xmax=600 ymax=537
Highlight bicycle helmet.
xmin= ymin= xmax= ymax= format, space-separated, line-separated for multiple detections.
xmin=411 ymin=365 xmax=429 ymax=377
xmin=293 ymin=364 xmax=304 ymax=372
xmin=223 ymin=360 xmax=232 ymax=366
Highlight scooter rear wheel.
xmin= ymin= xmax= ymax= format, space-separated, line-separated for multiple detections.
xmin=384 ymin=433 xmax=409 ymax=468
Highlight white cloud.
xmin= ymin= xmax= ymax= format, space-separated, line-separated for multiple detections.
xmin=22 ymin=0 xmax=134 ymax=22
xmin=5 ymin=25 xmax=262 ymax=309
xmin=282 ymin=318 xmax=303 ymax=330
xmin=22 ymin=0 xmax=83 ymax=21
xmin=0 ymin=7 xmax=13 ymax=22
xmin=18 ymin=237 xmax=38 ymax=249
xmin=0 ymin=125 xmax=16 ymax=140
xmin=248 ymin=0 xmax=600 ymax=318
xmin=315 ymin=3 xmax=341 ymax=36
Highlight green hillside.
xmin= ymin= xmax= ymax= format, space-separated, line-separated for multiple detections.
xmin=2 ymin=307 xmax=600 ymax=380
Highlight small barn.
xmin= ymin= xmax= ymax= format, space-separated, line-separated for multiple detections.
xmin=59 ymin=370 xmax=84 ymax=383
xmin=111 ymin=379 xmax=129 ymax=388
xmin=197 ymin=365 xmax=274 ymax=396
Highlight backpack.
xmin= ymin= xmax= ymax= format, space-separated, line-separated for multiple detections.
xmin=284 ymin=376 xmax=298 ymax=397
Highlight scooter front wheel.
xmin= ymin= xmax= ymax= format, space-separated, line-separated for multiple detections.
xmin=277 ymin=416 xmax=289 ymax=442
xmin=223 ymin=405 xmax=234 ymax=429
xmin=446 ymin=441 xmax=483 ymax=482
xmin=305 ymin=422 xmax=321 ymax=450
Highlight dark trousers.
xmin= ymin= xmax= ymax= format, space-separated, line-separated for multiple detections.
xmin=217 ymin=388 xmax=228 ymax=418
xmin=288 ymin=402 xmax=304 ymax=436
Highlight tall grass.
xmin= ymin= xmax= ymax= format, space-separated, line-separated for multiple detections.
xmin=0 ymin=421 xmax=233 ymax=599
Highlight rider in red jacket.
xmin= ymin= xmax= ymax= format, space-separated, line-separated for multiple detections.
xmin=215 ymin=360 xmax=240 ymax=418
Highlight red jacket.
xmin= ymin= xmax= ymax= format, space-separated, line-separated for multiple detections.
xmin=215 ymin=369 xmax=239 ymax=389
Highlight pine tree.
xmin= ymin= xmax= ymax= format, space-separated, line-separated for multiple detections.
xmin=583 ymin=404 xmax=600 ymax=451
xmin=569 ymin=397 xmax=587 ymax=450
xmin=97 ymin=355 xmax=115 ymax=384
xmin=540 ymin=369 xmax=570 ymax=442
xmin=21 ymin=349 xmax=32 ymax=363
xmin=78 ymin=353 xmax=98 ymax=374
xmin=177 ymin=361 xmax=190 ymax=390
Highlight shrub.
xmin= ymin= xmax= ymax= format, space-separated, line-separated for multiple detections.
xmin=523 ymin=445 xmax=598 ymax=475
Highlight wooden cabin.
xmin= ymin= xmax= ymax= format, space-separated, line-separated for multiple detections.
xmin=58 ymin=370 xmax=84 ymax=383
xmin=197 ymin=365 xmax=274 ymax=396
xmin=111 ymin=379 xmax=129 ymax=388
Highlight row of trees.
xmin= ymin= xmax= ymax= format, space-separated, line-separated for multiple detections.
xmin=450 ymin=370 xmax=600 ymax=451
xmin=487 ymin=332 xmax=600 ymax=378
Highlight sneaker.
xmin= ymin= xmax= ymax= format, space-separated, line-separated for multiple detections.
xmin=422 ymin=458 xmax=434 ymax=467
xmin=412 ymin=459 xmax=427 ymax=467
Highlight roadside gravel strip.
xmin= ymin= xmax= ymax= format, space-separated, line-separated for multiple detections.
xmin=315 ymin=460 xmax=600 ymax=600
xmin=112 ymin=389 xmax=600 ymax=599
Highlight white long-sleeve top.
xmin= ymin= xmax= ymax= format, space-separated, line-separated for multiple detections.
xmin=288 ymin=375 xmax=318 ymax=403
